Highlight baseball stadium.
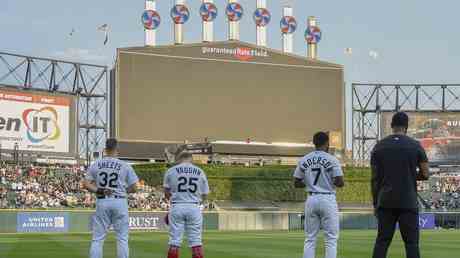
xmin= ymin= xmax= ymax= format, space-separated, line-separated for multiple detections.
xmin=0 ymin=1 xmax=459 ymax=258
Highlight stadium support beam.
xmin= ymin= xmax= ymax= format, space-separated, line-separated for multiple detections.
xmin=0 ymin=51 xmax=108 ymax=166
xmin=352 ymin=83 xmax=460 ymax=166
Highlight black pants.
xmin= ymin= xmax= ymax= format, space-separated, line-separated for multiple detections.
xmin=372 ymin=208 xmax=420 ymax=258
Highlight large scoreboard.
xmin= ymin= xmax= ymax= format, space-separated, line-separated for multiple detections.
xmin=114 ymin=41 xmax=344 ymax=153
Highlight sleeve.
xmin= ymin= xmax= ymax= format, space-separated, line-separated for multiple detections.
xmin=126 ymin=165 xmax=139 ymax=186
xmin=163 ymin=169 xmax=171 ymax=189
xmin=331 ymin=158 xmax=344 ymax=177
xmin=293 ymin=160 xmax=304 ymax=180
xmin=417 ymin=143 xmax=429 ymax=164
xmin=84 ymin=164 xmax=97 ymax=181
xmin=370 ymin=146 xmax=381 ymax=208
xmin=200 ymin=172 xmax=210 ymax=195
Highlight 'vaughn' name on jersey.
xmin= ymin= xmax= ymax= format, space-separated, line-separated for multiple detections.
xmin=163 ymin=162 xmax=210 ymax=204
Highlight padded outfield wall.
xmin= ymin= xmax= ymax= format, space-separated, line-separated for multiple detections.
xmin=113 ymin=41 xmax=345 ymax=158
xmin=0 ymin=210 xmax=454 ymax=233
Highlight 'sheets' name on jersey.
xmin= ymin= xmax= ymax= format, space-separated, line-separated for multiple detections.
xmin=175 ymin=167 xmax=202 ymax=176
xmin=98 ymin=161 xmax=122 ymax=171
xmin=302 ymin=156 xmax=332 ymax=170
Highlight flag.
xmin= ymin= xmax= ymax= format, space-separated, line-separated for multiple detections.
xmin=344 ymin=47 xmax=353 ymax=55
xmin=369 ymin=50 xmax=379 ymax=59
xmin=97 ymin=24 xmax=109 ymax=45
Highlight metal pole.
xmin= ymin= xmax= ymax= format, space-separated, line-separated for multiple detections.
xmin=351 ymin=83 xmax=356 ymax=165
xmin=360 ymin=111 xmax=365 ymax=166
xmin=442 ymin=85 xmax=446 ymax=111
xmin=376 ymin=85 xmax=381 ymax=140
xmin=86 ymin=96 xmax=90 ymax=166
xmin=105 ymin=67 xmax=109 ymax=144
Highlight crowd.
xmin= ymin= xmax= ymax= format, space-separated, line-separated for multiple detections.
xmin=0 ymin=163 xmax=170 ymax=210
xmin=418 ymin=173 xmax=460 ymax=210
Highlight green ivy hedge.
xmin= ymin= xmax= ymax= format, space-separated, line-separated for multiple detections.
xmin=134 ymin=164 xmax=372 ymax=203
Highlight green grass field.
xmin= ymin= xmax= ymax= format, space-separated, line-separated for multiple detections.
xmin=0 ymin=230 xmax=458 ymax=258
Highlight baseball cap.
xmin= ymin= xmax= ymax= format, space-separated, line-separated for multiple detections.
xmin=391 ymin=112 xmax=409 ymax=128
xmin=313 ymin=132 xmax=329 ymax=148
xmin=105 ymin=138 xmax=118 ymax=150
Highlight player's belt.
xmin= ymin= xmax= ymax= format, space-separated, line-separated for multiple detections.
xmin=97 ymin=195 xmax=126 ymax=199
xmin=308 ymin=192 xmax=334 ymax=195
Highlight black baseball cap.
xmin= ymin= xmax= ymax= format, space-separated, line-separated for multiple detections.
xmin=313 ymin=132 xmax=329 ymax=148
xmin=105 ymin=138 xmax=118 ymax=150
xmin=391 ymin=112 xmax=409 ymax=128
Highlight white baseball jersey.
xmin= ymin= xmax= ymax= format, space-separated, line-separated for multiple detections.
xmin=294 ymin=151 xmax=343 ymax=258
xmin=86 ymin=157 xmax=139 ymax=258
xmin=86 ymin=157 xmax=139 ymax=197
xmin=163 ymin=162 xmax=209 ymax=203
xmin=293 ymin=150 xmax=343 ymax=194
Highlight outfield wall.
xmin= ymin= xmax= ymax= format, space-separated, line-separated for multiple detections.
xmin=1 ymin=211 xmax=458 ymax=233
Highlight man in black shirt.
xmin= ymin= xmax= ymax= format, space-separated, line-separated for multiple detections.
xmin=371 ymin=112 xmax=430 ymax=258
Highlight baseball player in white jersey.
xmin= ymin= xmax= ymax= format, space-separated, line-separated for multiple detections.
xmin=83 ymin=138 xmax=139 ymax=258
xmin=163 ymin=151 xmax=210 ymax=258
xmin=293 ymin=132 xmax=345 ymax=258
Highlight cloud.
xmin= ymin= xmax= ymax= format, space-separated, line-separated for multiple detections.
xmin=280 ymin=0 xmax=296 ymax=6
xmin=52 ymin=48 xmax=107 ymax=63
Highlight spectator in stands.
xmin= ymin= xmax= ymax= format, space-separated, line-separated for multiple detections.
xmin=0 ymin=163 xmax=178 ymax=211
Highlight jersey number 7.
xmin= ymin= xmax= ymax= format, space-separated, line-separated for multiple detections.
xmin=178 ymin=177 xmax=198 ymax=193
xmin=311 ymin=168 xmax=322 ymax=186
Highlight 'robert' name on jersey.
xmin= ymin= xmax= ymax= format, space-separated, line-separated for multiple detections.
xmin=175 ymin=166 xmax=202 ymax=175
xmin=98 ymin=161 xmax=122 ymax=171
xmin=301 ymin=156 xmax=332 ymax=170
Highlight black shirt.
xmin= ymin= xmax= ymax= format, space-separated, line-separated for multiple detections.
xmin=370 ymin=134 xmax=428 ymax=209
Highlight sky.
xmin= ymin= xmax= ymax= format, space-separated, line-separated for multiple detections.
xmin=1 ymin=0 xmax=460 ymax=149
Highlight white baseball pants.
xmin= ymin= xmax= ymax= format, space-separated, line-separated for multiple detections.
xmin=90 ymin=198 xmax=129 ymax=258
xmin=169 ymin=203 xmax=203 ymax=247
xmin=303 ymin=194 xmax=339 ymax=258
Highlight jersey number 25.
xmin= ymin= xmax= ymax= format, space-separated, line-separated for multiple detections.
xmin=178 ymin=177 xmax=198 ymax=193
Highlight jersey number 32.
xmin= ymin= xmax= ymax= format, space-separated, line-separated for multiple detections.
xmin=99 ymin=172 xmax=118 ymax=188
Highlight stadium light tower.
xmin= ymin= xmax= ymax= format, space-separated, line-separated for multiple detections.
xmin=281 ymin=6 xmax=294 ymax=53
xmin=201 ymin=0 xmax=216 ymax=42
xmin=306 ymin=16 xmax=321 ymax=59
xmin=255 ymin=0 xmax=268 ymax=47
xmin=227 ymin=0 xmax=241 ymax=41
xmin=144 ymin=0 xmax=157 ymax=46
xmin=173 ymin=0 xmax=188 ymax=44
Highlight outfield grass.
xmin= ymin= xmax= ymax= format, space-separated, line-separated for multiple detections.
xmin=0 ymin=230 xmax=458 ymax=258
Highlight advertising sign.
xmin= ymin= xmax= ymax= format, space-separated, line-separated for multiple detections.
xmin=0 ymin=89 xmax=71 ymax=153
xmin=89 ymin=212 xmax=168 ymax=231
xmin=381 ymin=112 xmax=460 ymax=163
xmin=419 ymin=213 xmax=435 ymax=229
xmin=201 ymin=46 xmax=269 ymax=61
xmin=17 ymin=212 xmax=69 ymax=232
